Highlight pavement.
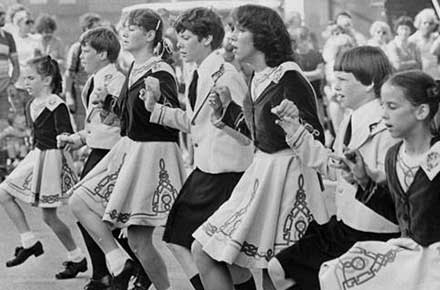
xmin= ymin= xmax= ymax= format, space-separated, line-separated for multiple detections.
xmin=0 ymin=183 xmax=336 ymax=290
xmin=0 ymin=201 xmax=192 ymax=290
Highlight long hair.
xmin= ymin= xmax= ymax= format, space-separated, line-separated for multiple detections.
xmin=27 ymin=55 xmax=62 ymax=95
xmin=126 ymin=8 xmax=173 ymax=64
xmin=232 ymin=4 xmax=294 ymax=67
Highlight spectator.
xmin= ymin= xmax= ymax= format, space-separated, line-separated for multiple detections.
xmin=410 ymin=8 xmax=440 ymax=79
xmin=367 ymin=20 xmax=392 ymax=51
xmin=335 ymin=11 xmax=366 ymax=45
xmin=0 ymin=4 xmax=19 ymax=132
xmin=34 ymin=14 xmax=65 ymax=71
xmin=8 ymin=8 xmax=41 ymax=118
xmin=386 ymin=16 xmax=422 ymax=71
xmin=64 ymin=12 xmax=101 ymax=130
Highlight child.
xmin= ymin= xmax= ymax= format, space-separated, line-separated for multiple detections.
xmin=141 ymin=7 xmax=254 ymax=290
xmin=268 ymin=46 xmax=401 ymax=290
xmin=68 ymin=9 xmax=186 ymax=290
xmin=319 ymin=70 xmax=440 ymax=290
xmin=56 ymin=27 xmax=151 ymax=290
xmin=190 ymin=5 xmax=328 ymax=290
xmin=0 ymin=55 xmax=86 ymax=279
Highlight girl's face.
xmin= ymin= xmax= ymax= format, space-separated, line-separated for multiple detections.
xmin=381 ymin=83 xmax=419 ymax=138
xmin=230 ymin=24 xmax=258 ymax=63
xmin=17 ymin=16 xmax=33 ymax=34
xmin=120 ymin=22 xmax=149 ymax=53
xmin=23 ymin=65 xmax=45 ymax=97
xmin=396 ymin=25 xmax=411 ymax=40
xmin=419 ymin=15 xmax=436 ymax=34
xmin=374 ymin=28 xmax=388 ymax=42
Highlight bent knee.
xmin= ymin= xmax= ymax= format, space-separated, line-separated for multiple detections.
xmin=68 ymin=194 xmax=85 ymax=216
xmin=0 ymin=188 xmax=13 ymax=204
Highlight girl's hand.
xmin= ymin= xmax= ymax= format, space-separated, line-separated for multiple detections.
xmin=208 ymin=86 xmax=232 ymax=119
xmin=271 ymin=100 xmax=301 ymax=136
xmin=339 ymin=149 xmax=370 ymax=188
xmin=139 ymin=77 xmax=161 ymax=112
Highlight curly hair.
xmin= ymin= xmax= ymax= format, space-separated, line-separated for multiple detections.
xmin=174 ymin=7 xmax=224 ymax=50
xmin=34 ymin=14 xmax=57 ymax=34
xmin=232 ymin=4 xmax=294 ymax=67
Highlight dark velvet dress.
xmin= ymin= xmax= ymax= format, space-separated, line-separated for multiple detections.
xmin=193 ymin=61 xmax=330 ymax=269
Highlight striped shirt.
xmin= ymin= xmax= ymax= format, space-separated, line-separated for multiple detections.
xmin=0 ymin=29 xmax=17 ymax=80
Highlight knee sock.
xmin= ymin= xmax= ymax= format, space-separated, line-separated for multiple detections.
xmin=67 ymin=247 xmax=85 ymax=263
xmin=20 ymin=232 xmax=37 ymax=249
xmin=234 ymin=276 xmax=257 ymax=290
xmin=105 ymin=249 xmax=127 ymax=276
xmin=190 ymin=274 xmax=205 ymax=290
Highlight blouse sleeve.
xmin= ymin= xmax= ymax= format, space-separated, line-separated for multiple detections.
xmin=53 ymin=104 xmax=74 ymax=135
xmin=282 ymin=71 xmax=324 ymax=144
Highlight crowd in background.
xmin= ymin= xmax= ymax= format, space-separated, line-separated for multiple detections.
xmin=1 ymin=3 xmax=440 ymax=179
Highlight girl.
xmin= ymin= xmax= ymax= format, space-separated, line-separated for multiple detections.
xmin=385 ymin=16 xmax=422 ymax=72
xmin=367 ymin=21 xmax=392 ymax=52
xmin=191 ymin=4 xmax=329 ymax=290
xmin=69 ymin=8 xmax=186 ymax=290
xmin=0 ymin=55 xmax=85 ymax=279
xmin=319 ymin=70 xmax=440 ymax=290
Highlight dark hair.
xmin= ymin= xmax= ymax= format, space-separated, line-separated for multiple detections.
xmin=232 ymin=4 xmax=294 ymax=67
xmin=386 ymin=70 xmax=440 ymax=120
xmin=79 ymin=12 xmax=101 ymax=32
xmin=34 ymin=14 xmax=57 ymax=34
xmin=27 ymin=55 xmax=62 ymax=95
xmin=393 ymin=16 xmax=414 ymax=33
xmin=127 ymin=8 xmax=173 ymax=64
xmin=334 ymin=46 xmax=393 ymax=98
xmin=174 ymin=7 xmax=225 ymax=50
xmin=80 ymin=27 xmax=121 ymax=63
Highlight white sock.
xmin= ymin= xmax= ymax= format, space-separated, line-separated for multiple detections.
xmin=105 ymin=249 xmax=127 ymax=276
xmin=67 ymin=247 xmax=85 ymax=263
xmin=20 ymin=232 xmax=37 ymax=249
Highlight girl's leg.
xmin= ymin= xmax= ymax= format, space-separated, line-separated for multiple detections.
xmin=41 ymin=207 xmax=87 ymax=279
xmin=229 ymin=265 xmax=257 ymax=290
xmin=191 ymin=240 xmax=234 ymax=290
xmin=128 ymin=225 xmax=170 ymax=290
xmin=41 ymin=207 xmax=78 ymax=251
xmin=0 ymin=188 xmax=31 ymax=234
xmin=70 ymin=194 xmax=135 ymax=288
xmin=262 ymin=269 xmax=277 ymax=290
xmin=167 ymin=243 xmax=204 ymax=290
xmin=0 ymin=188 xmax=43 ymax=267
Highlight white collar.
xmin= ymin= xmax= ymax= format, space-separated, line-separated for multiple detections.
xmin=420 ymin=141 xmax=440 ymax=180
xmin=196 ymin=50 xmax=224 ymax=74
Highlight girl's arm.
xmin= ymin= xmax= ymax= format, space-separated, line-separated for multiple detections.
xmin=53 ymin=103 xmax=74 ymax=135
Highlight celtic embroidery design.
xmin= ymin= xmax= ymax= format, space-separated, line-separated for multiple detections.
xmin=218 ymin=179 xmax=258 ymax=237
xmin=152 ymin=158 xmax=178 ymax=214
xmin=61 ymin=156 xmax=78 ymax=194
xmin=93 ymin=153 xmax=126 ymax=201
xmin=336 ymin=246 xmax=400 ymax=289
xmin=282 ymin=174 xmax=314 ymax=244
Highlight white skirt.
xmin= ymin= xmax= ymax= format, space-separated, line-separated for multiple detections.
xmin=0 ymin=148 xmax=78 ymax=208
xmin=319 ymin=237 xmax=440 ymax=290
xmin=72 ymin=137 xmax=186 ymax=228
xmin=193 ymin=149 xmax=330 ymax=269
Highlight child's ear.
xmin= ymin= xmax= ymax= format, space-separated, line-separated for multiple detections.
xmin=43 ymin=75 xmax=52 ymax=87
xmin=365 ymin=82 xmax=374 ymax=94
xmin=145 ymin=30 xmax=156 ymax=43
xmin=415 ymin=104 xmax=430 ymax=121
xmin=98 ymin=50 xmax=108 ymax=61
xmin=202 ymin=35 xmax=213 ymax=47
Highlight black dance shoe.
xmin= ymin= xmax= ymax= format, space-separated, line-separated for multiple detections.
xmin=84 ymin=275 xmax=113 ymax=290
xmin=112 ymin=259 xmax=135 ymax=290
xmin=55 ymin=257 xmax=88 ymax=279
xmin=6 ymin=241 xmax=44 ymax=267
